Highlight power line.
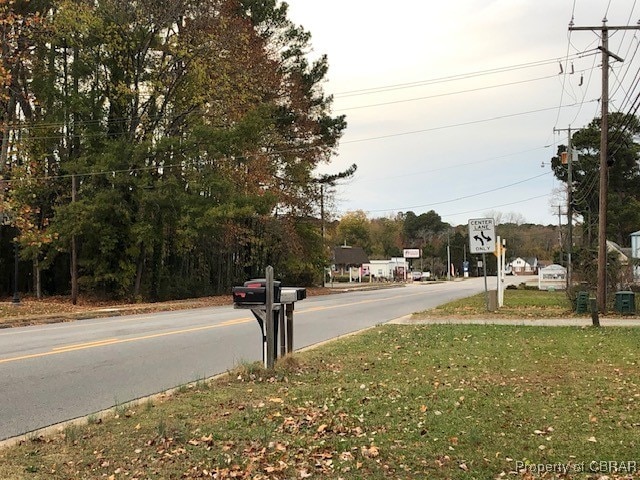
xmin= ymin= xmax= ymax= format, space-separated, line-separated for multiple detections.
xmin=443 ymin=194 xmax=552 ymax=219
xmin=342 ymin=100 xmax=599 ymax=145
xmin=334 ymin=52 xmax=596 ymax=98
xmin=363 ymin=145 xmax=552 ymax=181
xmin=349 ymin=171 xmax=552 ymax=214
xmin=336 ymin=193 xmax=552 ymax=220
xmin=335 ymin=73 xmax=578 ymax=112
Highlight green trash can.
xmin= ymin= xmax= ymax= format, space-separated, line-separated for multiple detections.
xmin=614 ymin=291 xmax=636 ymax=315
xmin=576 ymin=291 xmax=590 ymax=314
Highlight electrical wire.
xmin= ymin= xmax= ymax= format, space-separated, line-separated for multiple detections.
xmin=609 ymin=1 xmax=640 ymax=101
xmin=336 ymin=193 xmax=552 ymax=219
xmin=570 ymin=47 xmax=600 ymax=125
xmin=442 ymin=194 xmax=552 ymax=219
xmin=363 ymin=145 xmax=552 ymax=181
xmin=334 ymin=52 xmax=594 ymax=98
xmin=553 ymin=3 xmax=578 ymax=130
xmin=335 ymin=72 xmax=585 ymax=113
xmin=341 ymin=100 xmax=599 ymax=145
xmin=349 ymin=172 xmax=552 ymax=214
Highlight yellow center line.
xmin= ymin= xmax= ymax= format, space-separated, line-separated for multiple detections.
xmin=0 ymin=288 xmax=437 ymax=365
xmin=52 ymin=338 xmax=119 ymax=351
xmin=0 ymin=317 xmax=252 ymax=365
xmin=296 ymin=289 xmax=428 ymax=314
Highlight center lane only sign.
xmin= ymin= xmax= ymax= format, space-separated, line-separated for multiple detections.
xmin=468 ymin=218 xmax=496 ymax=254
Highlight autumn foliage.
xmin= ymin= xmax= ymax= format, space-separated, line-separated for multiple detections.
xmin=0 ymin=0 xmax=346 ymax=300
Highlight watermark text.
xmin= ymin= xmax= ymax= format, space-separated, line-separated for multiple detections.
xmin=515 ymin=460 xmax=637 ymax=475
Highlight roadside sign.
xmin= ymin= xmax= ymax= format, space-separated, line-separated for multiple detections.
xmin=403 ymin=248 xmax=421 ymax=259
xmin=468 ymin=218 xmax=496 ymax=254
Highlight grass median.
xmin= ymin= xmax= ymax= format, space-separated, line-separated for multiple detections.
xmin=1 ymin=320 xmax=639 ymax=479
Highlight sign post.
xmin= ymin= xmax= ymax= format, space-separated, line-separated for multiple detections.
xmin=468 ymin=218 xmax=496 ymax=311
xmin=493 ymin=238 xmax=507 ymax=307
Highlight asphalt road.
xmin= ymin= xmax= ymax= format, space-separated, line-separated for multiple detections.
xmin=0 ymin=278 xmax=492 ymax=441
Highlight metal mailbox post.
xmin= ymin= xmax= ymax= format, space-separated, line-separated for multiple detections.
xmin=232 ymin=266 xmax=306 ymax=369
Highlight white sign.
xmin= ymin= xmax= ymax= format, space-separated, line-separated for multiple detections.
xmin=403 ymin=248 xmax=421 ymax=259
xmin=468 ymin=218 xmax=496 ymax=254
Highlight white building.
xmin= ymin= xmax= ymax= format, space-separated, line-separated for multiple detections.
xmin=364 ymin=257 xmax=408 ymax=281
xmin=511 ymin=257 xmax=538 ymax=275
xmin=632 ymin=230 xmax=640 ymax=283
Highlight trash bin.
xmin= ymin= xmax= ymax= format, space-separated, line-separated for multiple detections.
xmin=614 ymin=291 xmax=636 ymax=315
xmin=576 ymin=291 xmax=590 ymax=314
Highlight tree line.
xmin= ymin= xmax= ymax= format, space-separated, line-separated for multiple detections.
xmin=330 ymin=209 xmax=561 ymax=277
xmin=2 ymin=0 xmax=638 ymax=301
xmin=1 ymin=0 xmax=346 ymax=301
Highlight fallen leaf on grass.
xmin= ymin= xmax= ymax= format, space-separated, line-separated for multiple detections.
xmin=361 ymin=445 xmax=379 ymax=458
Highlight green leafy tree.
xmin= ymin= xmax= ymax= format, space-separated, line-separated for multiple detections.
xmin=551 ymin=112 xmax=640 ymax=248
xmin=335 ymin=210 xmax=371 ymax=253
xmin=369 ymin=215 xmax=403 ymax=259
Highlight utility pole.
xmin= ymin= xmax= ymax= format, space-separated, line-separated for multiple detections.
xmin=554 ymin=125 xmax=576 ymax=289
xmin=316 ymin=164 xmax=357 ymax=288
xmin=13 ymin=238 xmax=20 ymax=304
xmin=446 ymin=230 xmax=451 ymax=281
xmin=569 ymin=19 xmax=639 ymax=312
xmin=71 ymin=174 xmax=78 ymax=305
xmin=553 ymin=204 xmax=564 ymax=250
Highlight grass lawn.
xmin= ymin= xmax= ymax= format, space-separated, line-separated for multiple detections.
xmin=1 ymin=324 xmax=639 ymax=479
xmin=419 ymin=288 xmax=579 ymax=318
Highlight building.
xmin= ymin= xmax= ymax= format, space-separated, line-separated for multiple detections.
xmin=364 ymin=257 xmax=409 ymax=281
xmin=607 ymin=240 xmax=631 ymax=264
xmin=510 ymin=257 xmax=538 ymax=275
xmin=331 ymin=245 xmax=370 ymax=277
xmin=632 ymin=231 xmax=640 ymax=283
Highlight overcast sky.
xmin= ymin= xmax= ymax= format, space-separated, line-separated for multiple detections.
xmin=284 ymin=1 xmax=640 ymax=227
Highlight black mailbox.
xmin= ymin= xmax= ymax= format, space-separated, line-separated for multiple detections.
xmin=232 ymin=279 xmax=281 ymax=305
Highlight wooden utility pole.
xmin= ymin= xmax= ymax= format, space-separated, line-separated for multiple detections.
xmin=569 ymin=19 xmax=640 ymax=312
xmin=71 ymin=174 xmax=78 ymax=305
xmin=316 ymin=164 xmax=357 ymax=287
xmin=554 ymin=125 xmax=575 ymax=289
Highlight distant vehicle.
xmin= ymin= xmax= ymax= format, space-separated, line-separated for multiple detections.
xmin=411 ymin=271 xmax=422 ymax=281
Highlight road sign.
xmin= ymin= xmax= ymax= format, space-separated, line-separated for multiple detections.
xmin=468 ymin=218 xmax=496 ymax=254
